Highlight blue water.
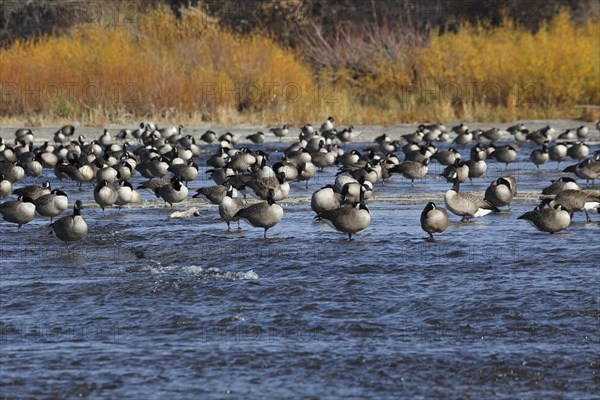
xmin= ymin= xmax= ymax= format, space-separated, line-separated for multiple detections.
xmin=1 ymin=124 xmax=599 ymax=399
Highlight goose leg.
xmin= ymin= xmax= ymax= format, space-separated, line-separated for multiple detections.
xmin=226 ymin=221 xmax=231 ymax=231
xmin=264 ymin=228 xmax=268 ymax=239
xmin=584 ymin=209 xmax=591 ymax=223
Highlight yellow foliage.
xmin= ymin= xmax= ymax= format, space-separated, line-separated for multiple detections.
xmin=0 ymin=9 xmax=598 ymax=125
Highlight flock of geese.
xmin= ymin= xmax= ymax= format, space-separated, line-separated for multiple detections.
xmin=1 ymin=117 xmax=599 ymax=249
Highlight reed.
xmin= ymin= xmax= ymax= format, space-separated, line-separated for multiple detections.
xmin=0 ymin=8 xmax=597 ymax=126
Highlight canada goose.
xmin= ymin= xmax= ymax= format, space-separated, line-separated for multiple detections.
xmin=0 ymin=195 xmax=36 ymax=231
xmin=94 ymin=179 xmax=119 ymax=211
xmin=441 ymin=159 xmax=469 ymax=183
xmin=389 ymin=159 xmax=429 ymax=183
xmin=420 ymin=202 xmax=449 ymax=240
xmin=168 ymin=160 xmax=198 ymax=183
xmin=147 ymin=156 xmax=170 ymax=178
xmin=228 ymin=149 xmax=257 ymax=173
xmin=193 ymin=183 xmax=237 ymax=204
xmin=451 ymin=123 xmax=469 ymax=134
xmin=35 ymin=189 xmax=68 ymax=222
xmin=115 ymin=181 xmax=135 ymax=209
xmin=507 ymin=123 xmax=528 ymax=142
xmin=402 ymin=130 xmax=424 ymax=144
xmin=541 ymin=177 xmax=581 ymax=195
xmin=539 ymin=189 xmax=600 ymax=222
xmin=15 ymin=128 xmax=34 ymax=144
xmin=50 ymin=200 xmax=88 ymax=250
xmin=577 ymin=125 xmax=589 ymax=139
xmin=96 ymin=164 xmax=119 ymax=183
xmin=549 ymin=142 xmax=568 ymax=166
xmin=563 ymin=159 xmax=600 ymax=185
xmin=558 ymin=129 xmax=576 ymax=140
xmin=250 ymin=171 xmax=290 ymax=201
xmin=518 ymin=204 xmax=571 ymax=233
xmin=336 ymin=126 xmax=356 ymax=143
xmin=199 ymin=130 xmax=216 ymax=144
xmin=54 ymin=125 xmax=75 ymax=143
xmin=154 ymin=177 xmax=188 ymax=207
xmin=311 ymin=185 xmax=345 ymax=214
xmin=206 ymin=149 xmax=230 ymax=169
xmin=479 ymin=127 xmax=502 ymax=143
xmin=235 ymin=189 xmax=283 ymax=238
xmin=266 ymin=160 xmax=293 ymax=182
xmin=246 ymin=131 xmax=265 ymax=144
xmin=530 ymin=142 xmax=549 ymax=169
xmin=343 ymin=162 xmax=382 ymax=185
xmin=315 ymin=201 xmax=371 ymax=240
xmin=444 ymin=175 xmax=499 ymax=221
xmin=219 ymin=185 xmax=244 ymax=230
xmin=0 ymin=174 xmax=12 ymax=197
xmin=420 ymin=124 xmax=441 ymax=142
xmin=297 ymin=160 xmax=317 ymax=188
xmin=567 ymin=142 xmax=589 ymax=161
xmin=433 ymin=147 xmax=461 ymax=166
xmin=218 ymin=132 xmax=238 ymax=146
xmin=320 ymin=116 xmax=335 ymax=133
xmin=311 ymin=147 xmax=337 ymax=170
xmin=453 ymin=130 xmax=473 ymax=146
xmin=20 ymin=153 xmax=43 ymax=179
xmin=156 ymin=125 xmax=182 ymax=139
xmin=526 ymin=129 xmax=550 ymax=145
xmin=337 ymin=150 xmax=362 ymax=168
xmin=13 ymin=181 xmax=51 ymax=200
xmin=484 ymin=177 xmax=515 ymax=208
xmin=269 ymin=125 xmax=289 ymax=141
xmin=0 ymin=161 xmax=25 ymax=183
xmin=37 ymin=145 xmax=58 ymax=167
xmin=99 ymin=129 xmax=113 ymax=147
xmin=335 ymin=177 xmax=373 ymax=204
xmin=115 ymin=161 xmax=134 ymax=181
xmin=300 ymin=124 xmax=316 ymax=141
xmin=466 ymin=159 xmax=487 ymax=182
xmin=490 ymin=145 xmax=517 ymax=167
xmin=54 ymin=159 xmax=95 ymax=187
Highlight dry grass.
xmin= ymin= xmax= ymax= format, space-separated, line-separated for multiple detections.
xmin=0 ymin=9 xmax=598 ymax=126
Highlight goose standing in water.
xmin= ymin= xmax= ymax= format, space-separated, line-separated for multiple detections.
xmin=0 ymin=195 xmax=36 ymax=231
xmin=219 ymin=185 xmax=244 ymax=231
xmin=193 ymin=182 xmax=238 ymax=205
xmin=518 ymin=204 xmax=571 ymax=234
xmin=539 ymin=189 xmax=600 ymax=222
xmin=549 ymin=142 xmax=568 ymax=167
xmin=530 ymin=142 xmax=549 ymax=169
xmin=541 ymin=177 xmax=581 ymax=195
xmin=13 ymin=181 xmax=51 ymax=200
xmin=115 ymin=181 xmax=135 ymax=210
xmin=50 ymin=200 xmax=88 ymax=251
xmin=154 ymin=177 xmax=188 ymax=207
xmin=0 ymin=174 xmax=12 ymax=198
xmin=94 ymin=179 xmax=119 ymax=211
xmin=563 ymin=159 xmax=600 ymax=186
xmin=315 ymin=200 xmax=371 ymax=240
xmin=235 ymin=189 xmax=283 ymax=238
xmin=490 ymin=145 xmax=517 ymax=168
xmin=444 ymin=174 xmax=499 ymax=222
xmin=269 ymin=124 xmax=289 ymax=142
xmin=311 ymin=185 xmax=345 ymax=214
xmin=484 ymin=177 xmax=516 ymax=209
xmin=35 ymin=189 xmax=69 ymax=222
xmin=389 ymin=159 xmax=429 ymax=184
xmin=420 ymin=202 xmax=449 ymax=240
